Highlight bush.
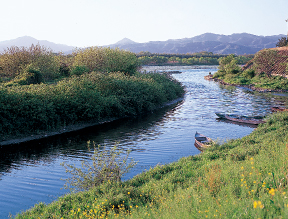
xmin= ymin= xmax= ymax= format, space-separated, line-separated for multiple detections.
xmin=242 ymin=69 xmax=255 ymax=79
xmin=4 ymin=65 xmax=43 ymax=86
xmin=0 ymin=45 xmax=60 ymax=80
xmin=0 ymin=72 xmax=184 ymax=136
xmin=61 ymin=142 xmax=137 ymax=192
xmin=71 ymin=65 xmax=89 ymax=76
xmin=73 ymin=47 xmax=139 ymax=75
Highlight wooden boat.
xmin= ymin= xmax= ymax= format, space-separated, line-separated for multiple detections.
xmin=224 ymin=114 xmax=265 ymax=125
xmin=271 ymin=106 xmax=288 ymax=112
xmin=216 ymin=117 xmax=258 ymax=128
xmin=216 ymin=112 xmax=265 ymax=125
xmin=194 ymin=132 xmax=213 ymax=151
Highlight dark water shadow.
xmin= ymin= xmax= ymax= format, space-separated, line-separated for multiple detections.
xmin=0 ymin=101 xmax=183 ymax=177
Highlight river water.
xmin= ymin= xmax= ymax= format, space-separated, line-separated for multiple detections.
xmin=1 ymin=67 xmax=288 ymax=218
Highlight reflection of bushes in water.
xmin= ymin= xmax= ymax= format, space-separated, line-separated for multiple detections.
xmin=0 ymin=72 xmax=184 ymax=136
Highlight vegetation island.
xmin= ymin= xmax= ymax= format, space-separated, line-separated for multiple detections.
xmin=1 ymin=39 xmax=288 ymax=218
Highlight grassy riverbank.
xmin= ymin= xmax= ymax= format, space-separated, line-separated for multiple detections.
xmin=211 ymin=52 xmax=288 ymax=91
xmin=15 ymin=112 xmax=288 ymax=218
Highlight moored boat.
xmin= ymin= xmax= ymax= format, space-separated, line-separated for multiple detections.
xmin=215 ymin=113 xmax=265 ymax=125
xmin=194 ymin=132 xmax=213 ymax=151
xmin=271 ymin=106 xmax=288 ymax=112
xmin=224 ymin=114 xmax=265 ymax=125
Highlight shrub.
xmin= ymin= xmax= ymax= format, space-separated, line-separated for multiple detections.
xmin=276 ymin=37 xmax=288 ymax=47
xmin=0 ymin=72 xmax=184 ymax=136
xmin=61 ymin=142 xmax=137 ymax=192
xmin=4 ymin=65 xmax=43 ymax=86
xmin=242 ymin=69 xmax=255 ymax=79
xmin=0 ymin=44 xmax=60 ymax=80
xmin=71 ymin=65 xmax=89 ymax=76
xmin=73 ymin=47 xmax=139 ymax=75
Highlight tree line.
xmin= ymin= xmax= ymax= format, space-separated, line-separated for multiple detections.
xmin=137 ymin=52 xmax=254 ymax=66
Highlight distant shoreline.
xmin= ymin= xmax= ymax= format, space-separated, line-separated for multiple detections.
xmin=140 ymin=65 xmax=219 ymax=73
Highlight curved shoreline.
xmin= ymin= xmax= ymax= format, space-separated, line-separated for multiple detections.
xmin=204 ymin=75 xmax=288 ymax=93
xmin=0 ymin=97 xmax=184 ymax=147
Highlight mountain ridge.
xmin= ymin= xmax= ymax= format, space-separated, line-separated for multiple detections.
xmin=0 ymin=33 xmax=285 ymax=55
xmin=0 ymin=36 xmax=75 ymax=54
xmin=107 ymin=33 xmax=286 ymax=55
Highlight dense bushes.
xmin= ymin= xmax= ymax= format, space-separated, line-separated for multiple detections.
xmin=0 ymin=45 xmax=140 ymax=83
xmin=0 ymin=45 xmax=60 ymax=81
xmin=0 ymin=72 xmax=184 ymax=137
xmin=72 ymin=47 xmax=139 ymax=76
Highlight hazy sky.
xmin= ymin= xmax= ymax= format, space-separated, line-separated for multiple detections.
xmin=1 ymin=0 xmax=287 ymax=47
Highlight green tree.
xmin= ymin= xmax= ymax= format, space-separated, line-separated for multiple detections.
xmin=276 ymin=37 xmax=288 ymax=47
xmin=218 ymin=54 xmax=241 ymax=74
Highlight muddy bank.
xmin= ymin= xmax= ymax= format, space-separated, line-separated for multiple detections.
xmin=204 ymin=74 xmax=288 ymax=93
xmin=0 ymin=97 xmax=184 ymax=147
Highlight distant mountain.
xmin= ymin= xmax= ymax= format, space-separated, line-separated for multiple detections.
xmin=107 ymin=33 xmax=286 ymax=55
xmin=0 ymin=33 xmax=285 ymax=55
xmin=0 ymin=36 xmax=75 ymax=53
xmin=114 ymin=38 xmax=137 ymax=46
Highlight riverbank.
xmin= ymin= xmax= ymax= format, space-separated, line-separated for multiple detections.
xmin=205 ymin=74 xmax=288 ymax=93
xmin=0 ymin=72 xmax=184 ymax=147
xmin=0 ymin=97 xmax=184 ymax=147
xmin=15 ymin=111 xmax=288 ymax=218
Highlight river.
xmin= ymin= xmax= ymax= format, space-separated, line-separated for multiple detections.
xmin=1 ymin=66 xmax=287 ymax=218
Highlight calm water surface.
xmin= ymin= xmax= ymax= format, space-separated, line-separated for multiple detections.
xmin=1 ymin=67 xmax=287 ymax=218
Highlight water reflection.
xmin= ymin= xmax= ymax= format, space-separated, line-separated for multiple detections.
xmin=0 ymin=104 xmax=182 ymax=179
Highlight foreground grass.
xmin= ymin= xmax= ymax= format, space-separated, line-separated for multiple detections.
xmin=15 ymin=112 xmax=288 ymax=218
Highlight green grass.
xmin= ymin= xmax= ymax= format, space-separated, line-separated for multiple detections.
xmin=15 ymin=112 xmax=288 ymax=218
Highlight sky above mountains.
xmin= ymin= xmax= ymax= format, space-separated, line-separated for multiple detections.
xmin=1 ymin=0 xmax=287 ymax=48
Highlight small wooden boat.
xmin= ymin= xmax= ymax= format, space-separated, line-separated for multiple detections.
xmin=271 ymin=106 xmax=288 ymax=112
xmin=224 ymin=114 xmax=265 ymax=125
xmin=216 ymin=113 xmax=265 ymax=125
xmin=194 ymin=132 xmax=213 ymax=151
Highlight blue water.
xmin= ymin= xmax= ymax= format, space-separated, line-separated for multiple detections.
xmin=0 ymin=67 xmax=287 ymax=218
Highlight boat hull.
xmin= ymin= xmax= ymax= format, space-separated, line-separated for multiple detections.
xmin=194 ymin=132 xmax=213 ymax=151
xmin=225 ymin=115 xmax=265 ymax=125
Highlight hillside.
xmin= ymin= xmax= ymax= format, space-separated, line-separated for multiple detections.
xmin=108 ymin=33 xmax=286 ymax=55
xmin=0 ymin=36 xmax=75 ymax=54
xmin=0 ymin=33 xmax=285 ymax=55
xmin=243 ymin=46 xmax=288 ymax=77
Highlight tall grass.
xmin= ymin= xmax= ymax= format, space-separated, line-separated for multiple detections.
xmin=15 ymin=112 xmax=288 ymax=218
